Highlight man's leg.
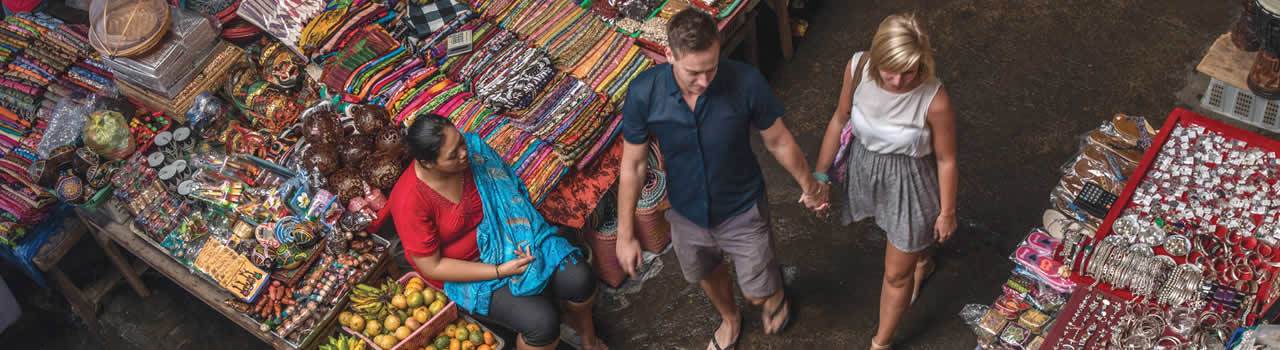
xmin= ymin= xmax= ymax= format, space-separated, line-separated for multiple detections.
xmin=700 ymin=263 xmax=741 ymax=350
xmin=667 ymin=210 xmax=740 ymax=349
xmin=719 ymin=203 xmax=788 ymax=334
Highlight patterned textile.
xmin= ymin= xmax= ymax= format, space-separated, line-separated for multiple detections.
xmin=537 ymin=138 xmax=621 ymax=229
xmin=443 ymin=133 xmax=579 ymax=316
xmin=405 ymin=0 xmax=472 ymax=37
xmin=236 ymin=0 xmax=328 ymax=55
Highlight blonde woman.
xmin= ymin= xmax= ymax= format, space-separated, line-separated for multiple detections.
xmin=813 ymin=14 xmax=958 ymax=349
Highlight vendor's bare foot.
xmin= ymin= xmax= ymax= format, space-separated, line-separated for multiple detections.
xmin=705 ymin=316 xmax=741 ymax=350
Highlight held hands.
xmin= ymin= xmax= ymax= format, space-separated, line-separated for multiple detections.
xmin=799 ymin=177 xmax=831 ymax=217
xmin=496 ymin=245 xmax=535 ymax=278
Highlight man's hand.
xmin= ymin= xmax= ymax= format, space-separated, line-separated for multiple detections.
xmin=798 ymin=176 xmax=830 ymax=216
xmin=616 ymin=232 xmax=643 ymax=278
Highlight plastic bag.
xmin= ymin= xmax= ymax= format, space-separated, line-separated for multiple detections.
xmin=82 ymin=110 xmax=135 ymax=160
xmin=36 ymin=93 xmax=99 ymax=158
xmin=1048 ymin=114 xmax=1153 ymax=224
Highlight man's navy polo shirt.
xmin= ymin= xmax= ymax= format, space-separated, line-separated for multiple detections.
xmin=621 ymin=60 xmax=785 ymax=229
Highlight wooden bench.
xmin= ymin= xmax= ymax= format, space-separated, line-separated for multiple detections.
xmin=33 ymin=214 xmax=151 ymax=334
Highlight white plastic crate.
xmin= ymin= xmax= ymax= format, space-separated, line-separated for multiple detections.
xmin=1201 ymin=78 xmax=1280 ymax=132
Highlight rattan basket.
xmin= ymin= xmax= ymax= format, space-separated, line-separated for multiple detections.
xmin=89 ymin=0 xmax=172 ymax=57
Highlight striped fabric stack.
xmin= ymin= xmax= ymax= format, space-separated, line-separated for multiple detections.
xmin=0 ymin=13 xmax=110 ymax=246
xmin=468 ymin=0 xmax=654 ymax=107
xmin=420 ymin=17 xmax=620 ymax=168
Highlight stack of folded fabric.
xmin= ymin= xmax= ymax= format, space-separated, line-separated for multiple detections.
xmin=309 ymin=3 xmax=394 ymax=60
xmin=452 ymin=30 xmax=555 ymax=113
xmin=235 ymin=0 xmax=328 ymax=55
xmin=429 ymin=18 xmax=621 ymax=167
xmin=0 ymin=13 xmax=121 ymax=247
xmin=319 ymin=25 xmax=400 ymax=93
xmin=0 ymin=149 xmax=55 ymax=247
xmin=469 ymin=0 xmax=654 ymax=106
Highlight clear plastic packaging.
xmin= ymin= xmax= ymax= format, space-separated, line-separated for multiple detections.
xmin=82 ymin=110 xmax=135 ymax=160
xmin=1049 ymin=114 xmax=1153 ymax=224
xmin=102 ymin=7 xmax=220 ymax=97
xmin=36 ymin=93 xmax=98 ymax=158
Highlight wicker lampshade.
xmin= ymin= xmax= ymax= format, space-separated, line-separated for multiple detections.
xmin=89 ymin=0 xmax=171 ymax=57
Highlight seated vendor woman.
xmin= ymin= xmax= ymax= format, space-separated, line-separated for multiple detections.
xmin=371 ymin=113 xmax=608 ymax=350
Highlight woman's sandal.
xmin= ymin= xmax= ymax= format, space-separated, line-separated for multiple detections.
xmin=871 ymin=339 xmax=892 ymax=349
xmin=763 ymin=294 xmax=793 ymax=335
xmin=709 ymin=320 xmax=741 ymax=350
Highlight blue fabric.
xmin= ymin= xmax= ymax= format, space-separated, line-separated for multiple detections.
xmin=621 ymin=60 xmax=785 ymax=228
xmin=0 ymin=204 xmax=71 ymax=288
xmin=444 ymin=133 xmax=579 ymax=316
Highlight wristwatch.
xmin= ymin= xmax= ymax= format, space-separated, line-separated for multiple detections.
xmin=812 ymin=172 xmax=830 ymax=184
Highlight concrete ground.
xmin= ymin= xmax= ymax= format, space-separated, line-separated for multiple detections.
xmin=0 ymin=0 xmax=1248 ymax=349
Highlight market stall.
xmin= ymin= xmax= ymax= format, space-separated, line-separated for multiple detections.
xmin=963 ymin=108 xmax=1280 ymax=349
xmin=0 ymin=0 xmax=753 ymax=347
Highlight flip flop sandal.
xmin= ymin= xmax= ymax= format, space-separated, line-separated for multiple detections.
xmin=1025 ymin=230 xmax=1059 ymax=254
xmin=763 ymin=294 xmax=793 ymax=335
xmin=710 ymin=320 xmax=742 ymax=350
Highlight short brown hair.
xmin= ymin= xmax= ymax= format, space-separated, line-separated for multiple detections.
xmin=667 ymin=9 xmax=719 ymax=56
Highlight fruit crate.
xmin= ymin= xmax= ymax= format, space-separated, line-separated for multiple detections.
xmin=458 ymin=314 xmax=505 ymax=350
xmin=342 ymin=271 xmax=458 ymax=350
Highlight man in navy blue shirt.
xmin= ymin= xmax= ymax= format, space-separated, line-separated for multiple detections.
xmin=616 ymin=9 xmax=828 ymax=349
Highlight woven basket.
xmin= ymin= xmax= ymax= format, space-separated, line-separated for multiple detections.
xmin=90 ymin=0 xmax=172 ymax=57
xmin=634 ymin=144 xmax=670 ymax=252
xmin=635 ymin=208 xmax=670 ymax=253
xmin=586 ymin=226 xmax=626 ymax=288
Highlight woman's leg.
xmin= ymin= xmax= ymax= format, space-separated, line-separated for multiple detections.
xmin=872 ymin=242 xmax=925 ymax=349
xmin=911 ymin=246 xmax=936 ymax=304
xmin=486 ymin=286 xmax=560 ymax=350
xmin=552 ymin=258 xmax=607 ymax=350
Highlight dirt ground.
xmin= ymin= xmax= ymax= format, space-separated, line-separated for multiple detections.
xmin=0 ymin=0 xmax=1245 ymax=349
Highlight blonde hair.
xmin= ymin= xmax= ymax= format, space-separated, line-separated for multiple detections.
xmin=867 ymin=14 xmax=935 ymax=87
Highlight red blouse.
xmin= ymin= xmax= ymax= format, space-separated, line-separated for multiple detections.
xmin=370 ymin=165 xmax=483 ymax=288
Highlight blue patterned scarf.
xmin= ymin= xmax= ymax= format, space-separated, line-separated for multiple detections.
xmin=444 ymin=133 xmax=579 ymax=315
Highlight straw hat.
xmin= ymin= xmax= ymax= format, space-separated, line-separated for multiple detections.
xmin=89 ymin=0 xmax=171 ymax=57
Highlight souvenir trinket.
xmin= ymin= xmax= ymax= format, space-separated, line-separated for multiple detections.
xmin=349 ymin=104 xmax=388 ymax=135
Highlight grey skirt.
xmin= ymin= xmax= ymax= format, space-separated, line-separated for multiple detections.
xmin=841 ymin=141 xmax=941 ymax=253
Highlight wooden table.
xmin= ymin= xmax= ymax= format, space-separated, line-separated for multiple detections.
xmin=74 ymin=203 xmax=298 ymax=349
xmin=75 ymin=201 xmax=354 ymax=350
xmin=33 ymin=214 xmax=150 ymax=335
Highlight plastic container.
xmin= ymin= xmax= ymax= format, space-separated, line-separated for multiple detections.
xmin=343 ymin=271 xmax=458 ymax=350
xmin=102 ymin=7 xmax=220 ymax=97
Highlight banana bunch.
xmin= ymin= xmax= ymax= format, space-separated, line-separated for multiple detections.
xmin=348 ymin=278 xmax=402 ymax=321
xmin=319 ymin=334 xmax=365 ymax=350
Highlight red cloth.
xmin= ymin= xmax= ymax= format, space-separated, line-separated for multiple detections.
xmin=371 ymin=165 xmax=483 ymax=289
xmin=538 ymin=139 xmax=623 ymax=229
xmin=2 ymin=0 xmax=41 ymax=13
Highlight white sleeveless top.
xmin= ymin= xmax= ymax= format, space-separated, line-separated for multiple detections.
xmin=849 ymin=51 xmax=942 ymax=157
